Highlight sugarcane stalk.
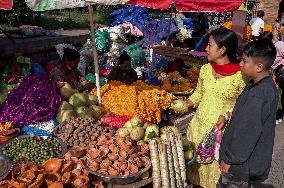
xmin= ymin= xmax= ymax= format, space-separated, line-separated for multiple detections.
xmin=166 ymin=140 xmax=176 ymax=188
xmin=149 ymin=139 xmax=161 ymax=188
xmin=158 ymin=141 xmax=170 ymax=188
xmin=175 ymin=133 xmax=188 ymax=187
xmin=169 ymin=132 xmax=182 ymax=187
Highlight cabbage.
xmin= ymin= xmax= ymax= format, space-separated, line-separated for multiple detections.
xmin=58 ymin=101 xmax=73 ymax=113
xmin=58 ymin=110 xmax=77 ymax=124
xmin=88 ymin=94 xmax=98 ymax=105
xmin=90 ymin=105 xmax=104 ymax=120
xmin=130 ymin=117 xmax=143 ymax=126
xmin=0 ymin=92 xmax=7 ymax=106
xmin=130 ymin=127 xmax=145 ymax=141
xmin=75 ymin=106 xmax=90 ymax=117
xmin=69 ymin=93 xmax=89 ymax=108
xmin=60 ymin=82 xmax=78 ymax=100
xmin=117 ymin=127 xmax=130 ymax=137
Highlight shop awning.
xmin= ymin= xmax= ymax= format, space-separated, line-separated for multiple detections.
xmin=126 ymin=0 xmax=245 ymax=12
xmin=25 ymin=0 xmax=245 ymax=12
xmin=0 ymin=0 xmax=13 ymax=10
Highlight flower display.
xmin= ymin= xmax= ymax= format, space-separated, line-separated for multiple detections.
xmin=91 ymin=81 xmax=176 ymax=123
xmin=154 ymin=67 xmax=199 ymax=93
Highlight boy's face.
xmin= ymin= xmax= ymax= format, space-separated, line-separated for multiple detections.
xmin=239 ymin=55 xmax=263 ymax=78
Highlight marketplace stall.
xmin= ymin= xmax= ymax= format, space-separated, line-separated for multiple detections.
xmin=0 ymin=0 xmax=245 ymax=187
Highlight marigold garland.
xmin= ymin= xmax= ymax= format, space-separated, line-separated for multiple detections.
xmin=223 ymin=21 xmax=272 ymax=46
xmin=91 ymin=81 xmax=176 ymax=123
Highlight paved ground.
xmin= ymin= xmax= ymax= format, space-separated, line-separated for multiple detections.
xmin=262 ymin=123 xmax=284 ymax=188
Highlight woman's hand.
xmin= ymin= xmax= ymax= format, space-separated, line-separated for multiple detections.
xmin=219 ymin=160 xmax=231 ymax=173
xmin=216 ymin=112 xmax=231 ymax=130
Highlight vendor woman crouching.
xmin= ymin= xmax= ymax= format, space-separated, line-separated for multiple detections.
xmin=107 ymin=51 xmax=138 ymax=84
xmin=50 ymin=48 xmax=94 ymax=92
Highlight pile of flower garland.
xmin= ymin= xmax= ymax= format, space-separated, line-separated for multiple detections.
xmin=91 ymin=81 xmax=176 ymax=123
xmin=154 ymin=67 xmax=200 ymax=92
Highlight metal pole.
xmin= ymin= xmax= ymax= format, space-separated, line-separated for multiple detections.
xmin=88 ymin=4 xmax=102 ymax=105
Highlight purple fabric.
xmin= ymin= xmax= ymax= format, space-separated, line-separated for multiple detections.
xmin=0 ymin=73 xmax=62 ymax=126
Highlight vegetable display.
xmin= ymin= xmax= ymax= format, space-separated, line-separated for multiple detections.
xmin=0 ymin=73 xmax=62 ymax=126
xmin=54 ymin=117 xmax=116 ymax=147
xmin=2 ymin=137 xmax=62 ymax=164
xmin=94 ymin=81 xmax=176 ymax=123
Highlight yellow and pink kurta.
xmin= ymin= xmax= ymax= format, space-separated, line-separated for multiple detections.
xmin=187 ymin=63 xmax=246 ymax=188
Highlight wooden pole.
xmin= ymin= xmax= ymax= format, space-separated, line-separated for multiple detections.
xmin=88 ymin=4 xmax=102 ymax=105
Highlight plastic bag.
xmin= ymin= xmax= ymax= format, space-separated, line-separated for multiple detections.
xmin=196 ymin=126 xmax=223 ymax=163
xmin=124 ymin=45 xmax=144 ymax=69
xmin=21 ymin=119 xmax=59 ymax=136
xmin=94 ymin=29 xmax=110 ymax=53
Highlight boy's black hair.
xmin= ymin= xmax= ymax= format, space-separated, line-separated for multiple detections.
xmin=260 ymin=31 xmax=273 ymax=41
xmin=118 ymin=51 xmax=131 ymax=65
xmin=62 ymin=48 xmax=80 ymax=62
xmin=243 ymin=39 xmax=276 ymax=70
xmin=257 ymin=10 xmax=265 ymax=18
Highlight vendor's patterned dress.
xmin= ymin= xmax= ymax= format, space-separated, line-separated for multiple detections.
xmin=187 ymin=63 xmax=246 ymax=188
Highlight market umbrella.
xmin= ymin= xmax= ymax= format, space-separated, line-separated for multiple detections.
xmin=24 ymin=0 xmax=245 ymax=105
xmin=0 ymin=0 xmax=13 ymax=10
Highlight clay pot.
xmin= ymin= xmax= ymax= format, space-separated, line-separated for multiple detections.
xmin=96 ymin=181 xmax=105 ymax=188
xmin=47 ymin=182 xmax=64 ymax=188
xmin=0 ymin=128 xmax=20 ymax=144
xmin=61 ymin=160 xmax=73 ymax=173
xmin=43 ymin=159 xmax=62 ymax=173
xmin=121 ymin=170 xmax=130 ymax=176
xmin=27 ymin=173 xmax=44 ymax=188
xmin=62 ymin=172 xmax=71 ymax=186
xmin=118 ymin=156 xmax=126 ymax=162
xmin=18 ymin=170 xmax=36 ymax=183
xmin=45 ymin=173 xmax=62 ymax=186
xmin=115 ymin=136 xmax=124 ymax=146
xmin=9 ymin=179 xmax=29 ymax=188
xmin=100 ymin=159 xmax=112 ymax=169
xmin=69 ymin=146 xmax=87 ymax=158
xmin=21 ymin=162 xmax=38 ymax=173
xmin=72 ymin=175 xmax=89 ymax=188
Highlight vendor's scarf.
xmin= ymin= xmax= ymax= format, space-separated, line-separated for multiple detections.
xmin=211 ymin=63 xmax=240 ymax=76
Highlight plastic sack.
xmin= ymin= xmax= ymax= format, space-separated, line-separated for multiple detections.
xmin=196 ymin=126 xmax=223 ymax=164
xmin=101 ymin=114 xmax=132 ymax=129
xmin=31 ymin=63 xmax=45 ymax=73
xmin=94 ymin=29 xmax=110 ymax=53
xmin=124 ymin=45 xmax=144 ymax=69
xmin=21 ymin=119 xmax=59 ymax=136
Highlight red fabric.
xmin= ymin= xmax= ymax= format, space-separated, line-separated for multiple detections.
xmin=211 ymin=63 xmax=240 ymax=76
xmin=0 ymin=0 xmax=13 ymax=10
xmin=127 ymin=0 xmax=244 ymax=11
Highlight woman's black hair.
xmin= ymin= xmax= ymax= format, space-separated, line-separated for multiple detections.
xmin=209 ymin=28 xmax=240 ymax=64
xmin=62 ymin=48 xmax=80 ymax=62
xmin=257 ymin=10 xmax=265 ymax=18
xmin=118 ymin=51 xmax=131 ymax=65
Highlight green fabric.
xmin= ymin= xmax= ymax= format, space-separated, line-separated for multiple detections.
xmin=124 ymin=45 xmax=144 ymax=69
xmin=93 ymin=29 xmax=110 ymax=53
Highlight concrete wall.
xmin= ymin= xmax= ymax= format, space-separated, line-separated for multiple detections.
xmin=258 ymin=0 xmax=282 ymax=25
